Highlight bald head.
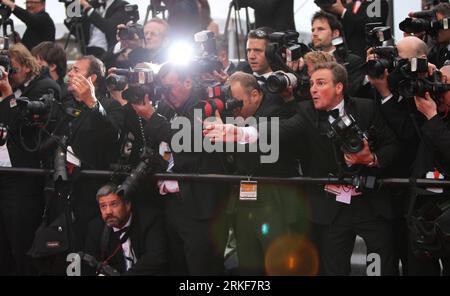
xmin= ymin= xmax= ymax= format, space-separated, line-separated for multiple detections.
xmin=397 ymin=36 xmax=428 ymax=59
xmin=440 ymin=65 xmax=450 ymax=78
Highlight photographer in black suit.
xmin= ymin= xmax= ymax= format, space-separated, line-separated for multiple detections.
xmin=205 ymin=62 xmax=399 ymax=275
xmin=311 ymin=11 xmax=366 ymax=97
xmin=237 ymin=0 xmax=296 ymax=31
xmin=406 ymin=64 xmax=450 ymax=276
xmin=1 ymin=0 xmax=55 ymax=50
xmin=318 ymin=0 xmax=389 ymax=59
xmin=223 ymin=72 xmax=304 ymax=275
xmin=131 ymin=62 xmax=229 ymax=275
xmin=78 ymin=0 xmax=131 ymax=58
xmin=426 ymin=3 xmax=450 ymax=68
xmin=0 ymin=43 xmax=60 ymax=275
xmin=49 ymin=55 xmax=119 ymax=243
xmin=84 ymin=183 xmax=168 ymax=275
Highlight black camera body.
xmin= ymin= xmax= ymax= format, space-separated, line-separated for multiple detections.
xmin=399 ymin=8 xmax=450 ymax=37
xmin=331 ymin=36 xmax=349 ymax=65
xmin=16 ymin=91 xmax=57 ymax=122
xmin=267 ymin=31 xmax=310 ymax=63
xmin=203 ymin=84 xmax=243 ymax=117
xmin=107 ymin=68 xmax=156 ymax=90
xmin=365 ymin=46 xmax=398 ymax=78
xmin=327 ymin=114 xmax=368 ymax=154
xmin=0 ymin=3 xmax=12 ymax=22
xmin=396 ymin=58 xmax=450 ymax=98
xmin=366 ymin=25 xmax=392 ymax=48
xmin=107 ymin=67 xmax=159 ymax=104
xmin=192 ymin=30 xmax=223 ymax=74
xmin=0 ymin=52 xmax=11 ymax=80
xmin=117 ymin=5 xmax=143 ymax=40
xmin=115 ymin=147 xmax=164 ymax=199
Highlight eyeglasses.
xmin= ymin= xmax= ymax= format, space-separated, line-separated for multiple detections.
xmin=248 ymin=29 xmax=268 ymax=39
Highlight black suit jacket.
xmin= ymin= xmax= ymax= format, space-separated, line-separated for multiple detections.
xmin=412 ymin=115 xmax=450 ymax=179
xmin=82 ymin=0 xmax=130 ymax=51
xmin=274 ymin=97 xmax=399 ymax=224
xmin=13 ymin=7 xmax=55 ymax=50
xmin=343 ymin=53 xmax=366 ymax=97
xmin=340 ymin=0 xmax=389 ymax=59
xmin=239 ymin=0 xmax=296 ymax=31
xmin=0 ymin=74 xmax=60 ymax=168
xmin=84 ymin=207 xmax=168 ymax=275
xmin=428 ymin=44 xmax=450 ymax=69
xmin=143 ymin=89 xmax=230 ymax=220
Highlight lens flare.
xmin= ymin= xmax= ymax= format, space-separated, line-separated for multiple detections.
xmin=265 ymin=234 xmax=319 ymax=276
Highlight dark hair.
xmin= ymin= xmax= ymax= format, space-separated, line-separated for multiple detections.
xmin=216 ymin=35 xmax=228 ymax=53
xmin=78 ymin=55 xmax=105 ymax=78
xmin=311 ymin=10 xmax=343 ymax=36
xmin=31 ymin=41 xmax=67 ymax=81
xmin=435 ymin=3 xmax=450 ymax=18
xmin=198 ymin=0 xmax=213 ymax=30
xmin=248 ymin=27 xmax=274 ymax=41
xmin=78 ymin=55 xmax=105 ymax=89
xmin=312 ymin=62 xmax=348 ymax=93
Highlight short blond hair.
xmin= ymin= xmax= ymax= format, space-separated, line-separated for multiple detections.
xmin=304 ymin=51 xmax=335 ymax=65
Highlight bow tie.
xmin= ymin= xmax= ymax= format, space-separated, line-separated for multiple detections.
xmin=319 ymin=109 xmax=340 ymax=121
xmin=255 ymin=76 xmax=267 ymax=83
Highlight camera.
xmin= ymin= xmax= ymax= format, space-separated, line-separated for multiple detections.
xmin=331 ymin=36 xmax=349 ymax=65
xmin=266 ymin=71 xmax=298 ymax=94
xmin=267 ymin=31 xmax=310 ymax=63
xmin=366 ymin=24 xmax=392 ymax=48
xmin=0 ymin=2 xmax=12 ymax=22
xmin=396 ymin=58 xmax=450 ymax=98
xmin=202 ymin=84 xmax=243 ymax=117
xmin=314 ymin=0 xmax=337 ymax=9
xmin=16 ymin=90 xmax=57 ymax=121
xmin=117 ymin=5 xmax=143 ymax=40
xmin=365 ymin=46 xmax=398 ymax=78
xmin=327 ymin=114 xmax=368 ymax=154
xmin=0 ymin=51 xmax=10 ymax=80
xmin=192 ymin=30 xmax=223 ymax=74
xmin=399 ymin=8 xmax=449 ymax=37
xmin=115 ymin=147 xmax=163 ymax=199
xmin=107 ymin=68 xmax=156 ymax=90
xmin=107 ymin=68 xmax=158 ymax=105
xmin=89 ymin=0 xmax=107 ymax=9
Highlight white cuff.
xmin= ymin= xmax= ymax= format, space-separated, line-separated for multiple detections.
xmin=237 ymin=126 xmax=258 ymax=144
xmin=381 ymin=93 xmax=394 ymax=104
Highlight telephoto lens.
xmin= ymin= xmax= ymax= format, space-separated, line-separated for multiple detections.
xmin=266 ymin=71 xmax=298 ymax=93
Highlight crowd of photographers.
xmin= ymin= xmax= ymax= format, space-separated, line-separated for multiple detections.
xmin=1 ymin=0 xmax=450 ymax=276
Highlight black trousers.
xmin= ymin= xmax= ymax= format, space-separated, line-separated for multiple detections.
xmin=164 ymin=195 xmax=227 ymax=276
xmin=234 ymin=205 xmax=289 ymax=275
xmin=311 ymin=202 xmax=395 ymax=276
xmin=0 ymin=174 xmax=44 ymax=275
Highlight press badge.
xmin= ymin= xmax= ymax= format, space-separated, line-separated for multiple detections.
xmin=425 ymin=169 xmax=444 ymax=193
xmin=240 ymin=180 xmax=257 ymax=200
